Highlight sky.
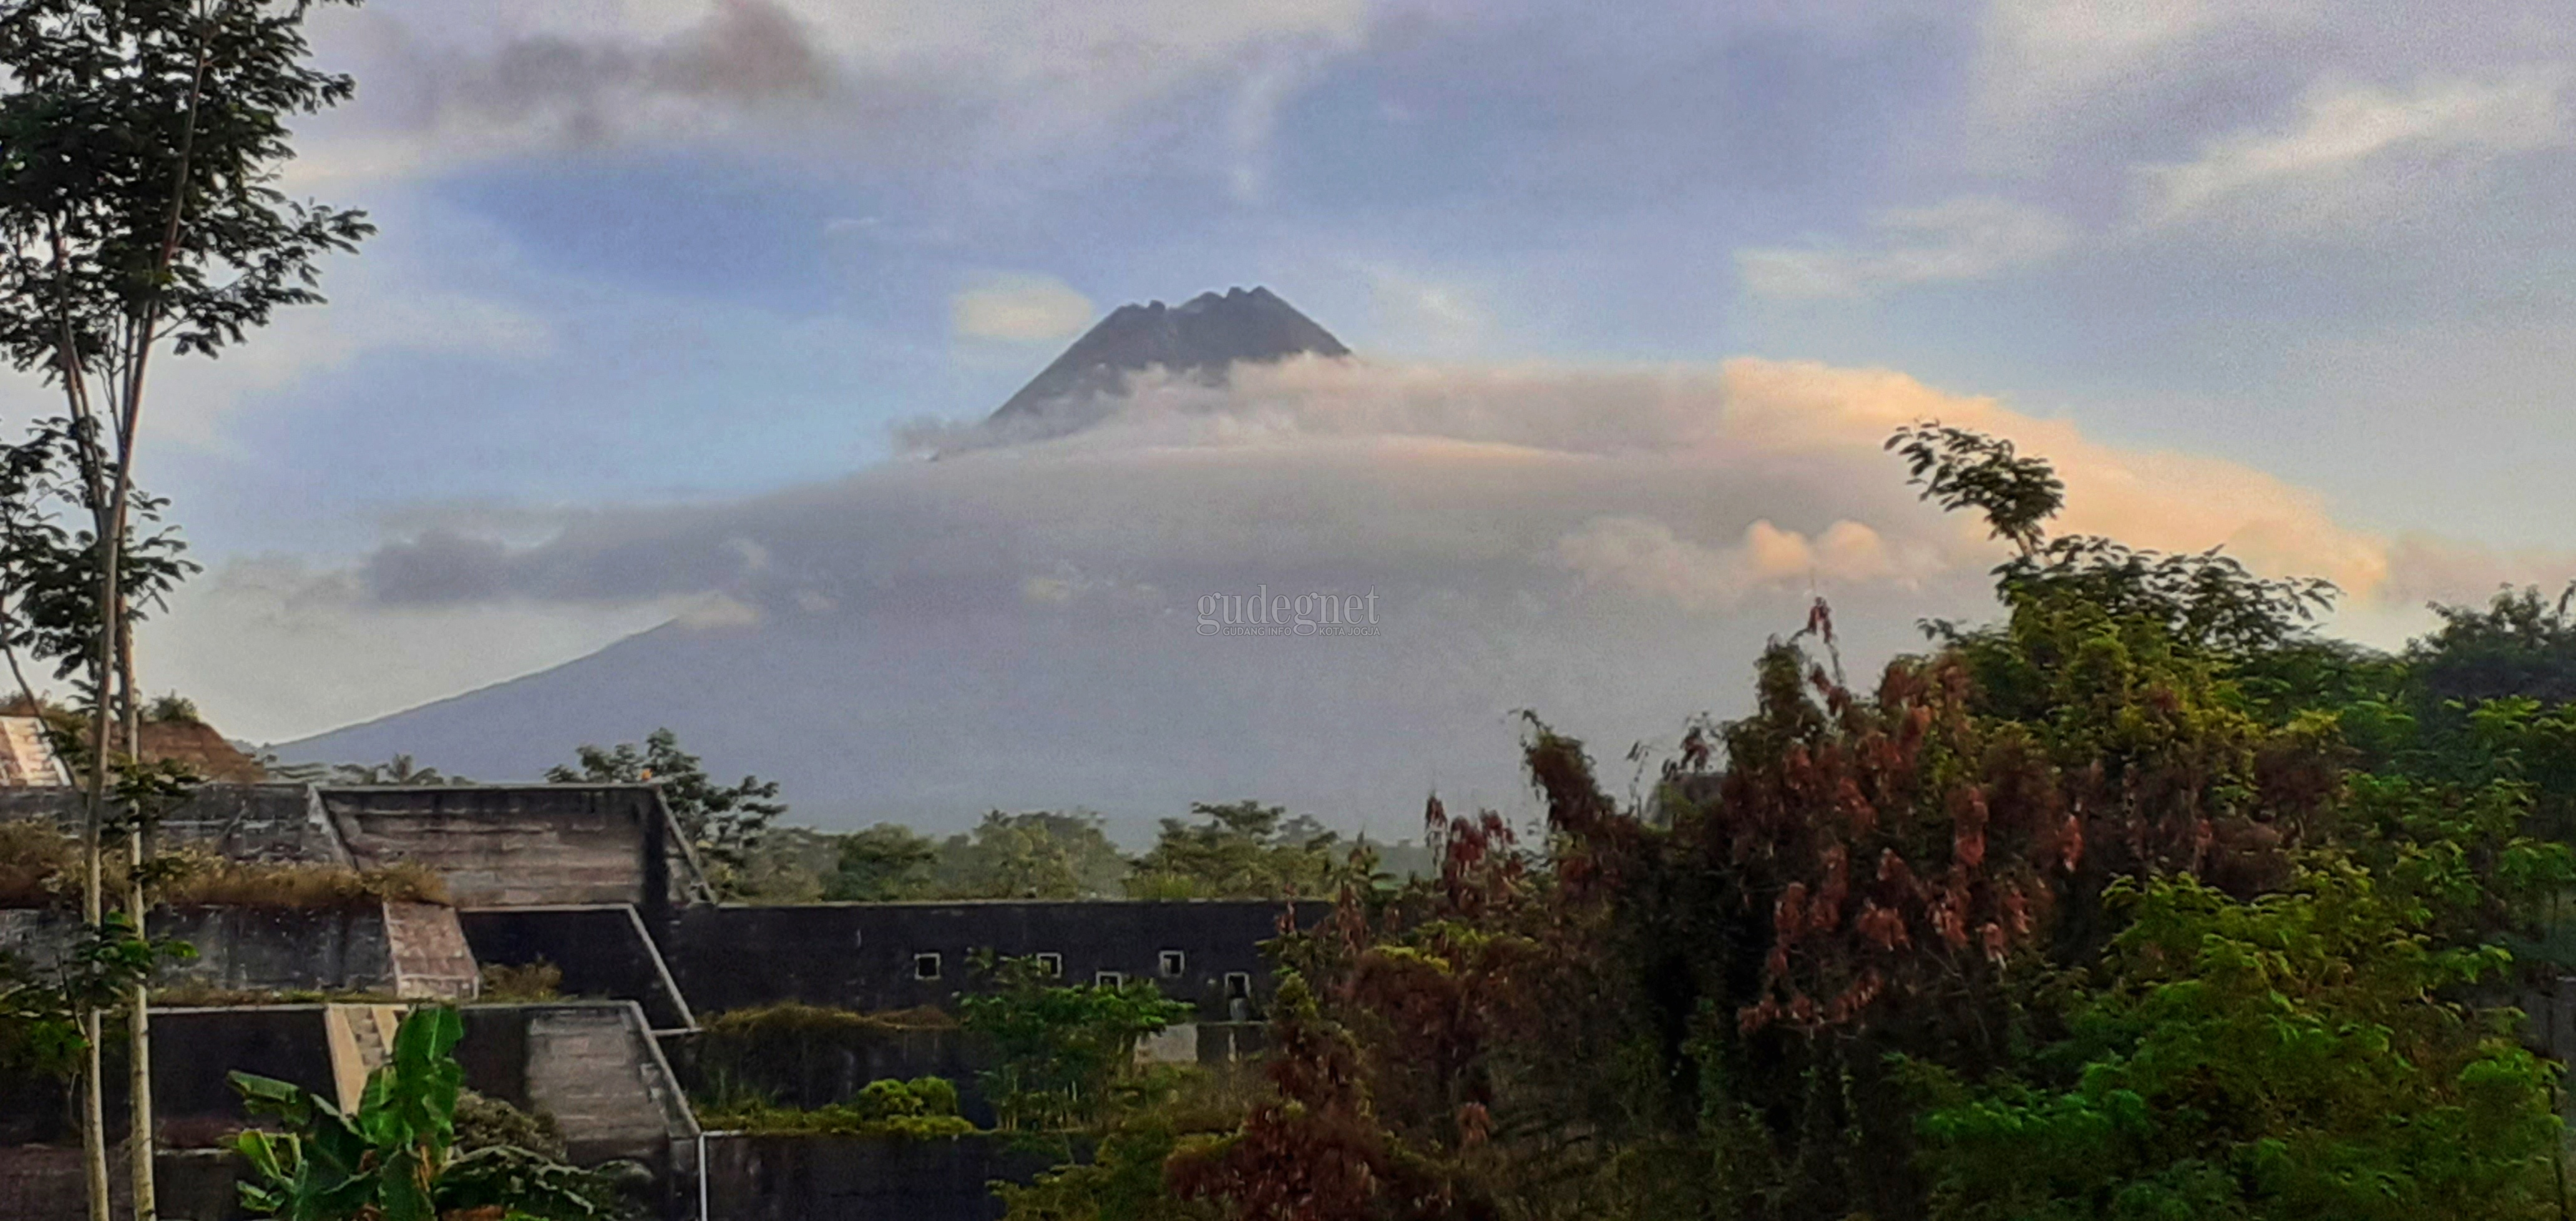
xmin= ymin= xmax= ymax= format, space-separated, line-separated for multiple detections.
xmin=56 ymin=0 xmax=2576 ymax=749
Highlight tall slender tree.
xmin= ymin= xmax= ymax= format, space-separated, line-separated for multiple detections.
xmin=0 ymin=2 xmax=369 ymax=1217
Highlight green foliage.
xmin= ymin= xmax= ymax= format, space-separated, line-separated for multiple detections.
xmin=730 ymin=824 xmax=845 ymax=902
xmin=477 ymin=958 xmax=563 ymax=1003
xmin=687 ymin=1001 xmax=955 ymax=1114
xmin=699 ymin=999 xmax=958 ymax=1036
xmin=233 ymin=1004 xmax=463 ymax=1221
xmin=2411 ymin=584 xmax=2576 ymax=709
xmin=821 ymin=812 xmax=1130 ymax=901
xmin=936 ymin=811 xmax=1132 ymax=900
xmin=0 ymin=0 xmax=373 ymax=366
xmin=695 ymin=1077 xmax=976 ymax=1138
xmin=0 ymin=421 xmax=195 ymax=684
xmin=1911 ymin=860 xmax=2561 ymax=1221
xmin=549 ymin=727 xmax=784 ymax=898
xmin=231 ymin=1006 xmax=630 ymax=1221
xmin=1887 ymin=422 xmax=2065 ymax=554
xmin=781 ymin=802 xmax=1362 ymax=902
xmin=0 ymin=0 xmax=364 ymax=688
xmin=1 ymin=819 xmax=448 ymax=909
xmin=143 ymin=691 xmax=198 ymax=722
xmin=0 ymin=909 xmax=185 ymax=1077
xmin=995 ymin=1067 xmax=1256 ymax=1221
xmin=960 ymin=954 xmax=1195 ymax=1132
xmin=826 ymin=822 xmax=942 ymax=900
xmin=1125 ymin=800 xmax=1341 ymax=900
xmin=910 ymin=427 xmax=2576 ymax=1221
xmin=452 ymin=1090 xmax=567 ymax=1161
xmin=329 ymin=753 xmax=464 ymax=786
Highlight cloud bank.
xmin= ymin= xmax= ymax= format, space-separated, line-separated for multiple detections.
xmin=328 ymin=353 xmax=2551 ymax=625
xmin=160 ymin=353 xmax=2573 ymax=748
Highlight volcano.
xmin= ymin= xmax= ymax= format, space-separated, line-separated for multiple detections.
xmin=988 ymin=286 xmax=1350 ymax=426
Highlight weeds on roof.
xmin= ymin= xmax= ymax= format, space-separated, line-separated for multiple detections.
xmin=0 ymin=823 xmax=448 ymax=909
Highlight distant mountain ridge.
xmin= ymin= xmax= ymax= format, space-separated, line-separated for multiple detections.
xmin=989 ymin=285 xmax=1350 ymax=423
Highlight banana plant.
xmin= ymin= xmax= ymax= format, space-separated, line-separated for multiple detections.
xmin=228 ymin=1006 xmax=622 ymax=1221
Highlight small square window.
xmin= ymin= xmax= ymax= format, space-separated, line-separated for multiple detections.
xmin=1158 ymin=950 xmax=1186 ymax=978
xmin=914 ymin=953 xmax=942 ymax=981
xmin=1035 ymin=953 xmax=1063 ymax=978
xmin=1223 ymin=971 xmax=1252 ymax=998
xmin=1095 ymin=970 xmax=1126 ymax=988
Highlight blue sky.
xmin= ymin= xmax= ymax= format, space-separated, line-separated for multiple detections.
xmin=79 ymin=0 xmax=2576 ymax=743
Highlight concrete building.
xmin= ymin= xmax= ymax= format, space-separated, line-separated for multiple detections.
xmin=0 ymin=782 xmax=1307 ymax=1220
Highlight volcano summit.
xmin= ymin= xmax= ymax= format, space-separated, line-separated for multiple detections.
xmin=988 ymin=286 xmax=1350 ymax=429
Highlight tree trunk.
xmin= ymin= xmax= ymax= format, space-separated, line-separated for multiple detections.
xmin=82 ymin=515 xmax=115 ymax=1221
xmin=119 ymin=614 xmax=153 ymax=1221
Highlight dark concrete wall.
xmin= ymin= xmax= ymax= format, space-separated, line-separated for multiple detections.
xmin=0 ymin=1006 xmax=338 ymax=1145
xmin=0 ymin=784 xmax=343 ymax=865
xmin=705 ymin=1133 xmax=1055 ymax=1221
xmin=2 ymin=905 xmax=403 ymax=997
xmin=460 ymin=906 xmax=694 ymax=1029
xmin=150 ymin=1007 xmax=344 ymax=1123
xmin=321 ymin=786 xmax=703 ymax=917
xmin=663 ymin=900 xmax=1317 ymax=1018
xmin=0 ymin=1147 xmax=247 ymax=1221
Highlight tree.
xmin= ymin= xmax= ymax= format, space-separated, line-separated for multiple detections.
xmin=1886 ymin=423 xmax=2064 ymax=556
xmin=933 ymin=810 xmax=1129 ymax=899
xmin=1068 ymin=426 xmax=2570 ymax=1221
xmin=0 ymin=2 xmax=369 ymax=1215
xmin=549 ymin=728 xmax=784 ymax=898
xmin=328 ymin=753 xmax=462 ymax=786
xmin=959 ymin=954 xmax=1194 ymax=1132
xmin=1910 ymin=861 xmax=2561 ymax=1221
xmin=824 ymin=823 xmax=940 ymax=901
xmin=1126 ymin=800 xmax=1340 ymax=899
xmin=2409 ymin=584 xmax=2576 ymax=708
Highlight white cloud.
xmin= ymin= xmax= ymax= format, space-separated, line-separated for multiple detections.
xmin=2140 ymin=70 xmax=2570 ymax=227
xmin=951 ymin=275 xmax=1097 ymax=344
xmin=1362 ymin=267 xmax=1491 ymax=356
xmin=341 ymin=353 xmax=2504 ymax=619
xmin=1737 ymin=197 xmax=2073 ymax=298
xmin=1978 ymin=0 xmax=2276 ymax=114
xmin=1556 ymin=516 xmax=1919 ymax=609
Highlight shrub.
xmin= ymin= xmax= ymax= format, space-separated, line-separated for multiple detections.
xmin=700 ymin=1000 xmax=957 ymax=1035
xmin=0 ymin=820 xmax=74 ymax=906
xmin=479 ymin=959 xmax=564 ymax=1003
xmin=157 ymin=853 xmax=449 ymax=909
xmin=694 ymin=1076 xmax=977 ymax=1139
xmin=454 ymin=1090 xmax=568 ymax=1160
xmin=0 ymin=826 xmax=449 ymax=910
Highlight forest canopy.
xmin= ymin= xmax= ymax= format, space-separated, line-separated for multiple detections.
xmin=984 ymin=424 xmax=2576 ymax=1221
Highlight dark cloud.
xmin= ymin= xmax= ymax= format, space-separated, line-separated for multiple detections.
xmin=361 ymin=529 xmax=516 ymax=605
xmin=358 ymin=0 xmax=852 ymax=147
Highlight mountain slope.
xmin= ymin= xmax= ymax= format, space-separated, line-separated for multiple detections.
xmin=275 ymin=290 xmax=1983 ymax=837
